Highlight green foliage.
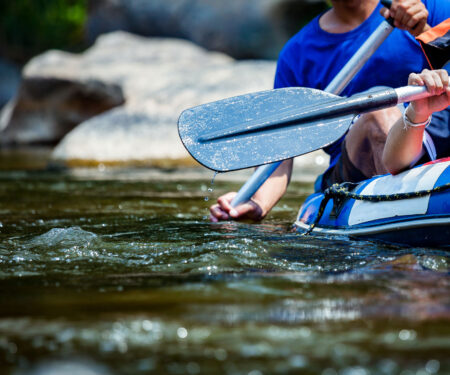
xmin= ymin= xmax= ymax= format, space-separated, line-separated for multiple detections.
xmin=0 ymin=0 xmax=87 ymax=63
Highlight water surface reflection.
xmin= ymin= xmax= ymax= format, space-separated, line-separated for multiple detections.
xmin=0 ymin=167 xmax=448 ymax=374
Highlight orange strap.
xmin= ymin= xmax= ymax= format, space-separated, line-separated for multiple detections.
xmin=416 ymin=18 xmax=450 ymax=69
xmin=416 ymin=18 xmax=450 ymax=44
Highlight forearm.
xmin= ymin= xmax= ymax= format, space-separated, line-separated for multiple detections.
xmin=382 ymin=114 xmax=425 ymax=175
xmin=252 ymin=159 xmax=293 ymax=217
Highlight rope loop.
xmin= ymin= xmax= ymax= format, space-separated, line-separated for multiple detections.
xmin=301 ymin=181 xmax=450 ymax=236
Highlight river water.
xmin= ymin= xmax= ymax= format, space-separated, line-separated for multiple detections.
xmin=0 ymin=152 xmax=449 ymax=375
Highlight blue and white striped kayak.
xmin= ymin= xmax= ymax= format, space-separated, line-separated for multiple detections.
xmin=295 ymin=159 xmax=450 ymax=248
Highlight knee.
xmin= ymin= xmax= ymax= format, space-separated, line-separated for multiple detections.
xmin=358 ymin=108 xmax=401 ymax=144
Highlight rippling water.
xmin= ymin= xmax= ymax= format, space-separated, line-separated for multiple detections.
xmin=0 ymin=163 xmax=449 ymax=375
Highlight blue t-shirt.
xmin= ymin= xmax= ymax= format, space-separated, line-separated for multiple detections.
xmin=274 ymin=0 xmax=450 ymax=165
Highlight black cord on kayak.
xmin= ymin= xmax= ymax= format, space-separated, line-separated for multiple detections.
xmin=301 ymin=181 xmax=450 ymax=236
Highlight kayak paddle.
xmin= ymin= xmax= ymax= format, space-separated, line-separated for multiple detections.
xmin=178 ymin=87 xmax=353 ymax=172
xmin=179 ymin=65 xmax=449 ymax=172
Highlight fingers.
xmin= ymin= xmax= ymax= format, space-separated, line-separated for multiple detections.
xmin=409 ymin=69 xmax=449 ymax=95
xmin=408 ymin=69 xmax=450 ymax=118
xmin=209 ymin=192 xmax=264 ymax=222
xmin=209 ymin=204 xmax=229 ymax=222
xmin=209 ymin=192 xmax=237 ymax=222
xmin=421 ymin=70 xmax=440 ymax=95
xmin=437 ymin=69 xmax=450 ymax=88
xmin=422 ymin=70 xmax=446 ymax=95
xmin=408 ymin=72 xmax=424 ymax=86
xmin=380 ymin=7 xmax=390 ymax=20
xmin=389 ymin=0 xmax=429 ymax=36
xmin=232 ymin=199 xmax=263 ymax=221
xmin=438 ymin=71 xmax=450 ymax=108
xmin=410 ymin=17 xmax=427 ymax=36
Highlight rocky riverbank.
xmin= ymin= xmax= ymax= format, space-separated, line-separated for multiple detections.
xmin=0 ymin=32 xmax=275 ymax=164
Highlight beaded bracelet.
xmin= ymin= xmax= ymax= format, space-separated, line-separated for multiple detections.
xmin=403 ymin=105 xmax=432 ymax=129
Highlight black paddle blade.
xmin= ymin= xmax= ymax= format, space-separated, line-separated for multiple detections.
xmin=178 ymin=87 xmax=354 ymax=172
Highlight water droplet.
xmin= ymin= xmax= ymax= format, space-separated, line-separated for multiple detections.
xmin=299 ymin=327 xmax=311 ymax=337
xmin=8 ymin=342 xmax=17 ymax=354
xmin=211 ymin=171 xmax=218 ymax=185
xmin=138 ymin=358 xmax=155 ymax=371
xmin=214 ymin=348 xmax=227 ymax=361
xmin=425 ymin=359 xmax=440 ymax=374
xmin=322 ymin=369 xmax=338 ymax=375
xmin=177 ymin=327 xmax=188 ymax=339
xmin=398 ymin=329 xmax=416 ymax=341
xmin=315 ymin=155 xmax=326 ymax=166
xmin=289 ymin=354 xmax=307 ymax=368
xmin=187 ymin=362 xmax=200 ymax=374
xmin=142 ymin=320 xmax=153 ymax=331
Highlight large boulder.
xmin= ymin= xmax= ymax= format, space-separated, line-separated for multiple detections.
xmin=21 ymin=32 xmax=276 ymax=165
xmin=87 ymin=0 xmax=328 ymax=59
xmin=0 ymin=77 xmax=124 ymax=145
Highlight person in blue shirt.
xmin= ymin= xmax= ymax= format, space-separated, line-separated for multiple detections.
xmin=210 ymin=0 xmax=450 ymax=222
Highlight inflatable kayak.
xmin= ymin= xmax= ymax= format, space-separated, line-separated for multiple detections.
xmin=295 ymin=158 xmax=450 ymax=248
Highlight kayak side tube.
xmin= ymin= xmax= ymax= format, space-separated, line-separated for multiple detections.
xmin=295 ymin=160 xmax=450 ymax=247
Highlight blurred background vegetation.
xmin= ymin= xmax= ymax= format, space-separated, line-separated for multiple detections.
xmin=0 ymin=0 xmax=330 ymax=64
xmin=0 ymin=0 xmax=88 ymax=63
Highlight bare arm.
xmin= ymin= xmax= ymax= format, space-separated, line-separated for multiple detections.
xmin=382 ymin=69 xmax=450 ymax=174
xmin=210 ymin=159 xmax=293 ymax=222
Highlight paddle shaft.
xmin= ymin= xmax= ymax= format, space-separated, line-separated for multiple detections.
xmin=230 ymin=10 xmax=395 ymax=207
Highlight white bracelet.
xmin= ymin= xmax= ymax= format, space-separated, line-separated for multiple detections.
xmin=403 ymin=106 xmax=432 ymax=129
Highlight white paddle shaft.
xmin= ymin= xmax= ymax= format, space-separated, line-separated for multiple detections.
xmin=326 ymin=22 xmax=394 ymax=94
xmin=396 ymin=85 xmax=430 ymax=103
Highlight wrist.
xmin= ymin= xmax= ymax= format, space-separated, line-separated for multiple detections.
xmin=250 ymin=197 xmax=267 ymax=219
xmin=403 ymin=104 xmax=432 ymax=128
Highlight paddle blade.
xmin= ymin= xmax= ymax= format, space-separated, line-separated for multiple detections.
xmin=178 ymin=87 xmax=354 ymax=172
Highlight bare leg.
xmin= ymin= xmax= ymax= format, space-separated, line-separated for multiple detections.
xmin=345 ymin=107 xmax=402 ymax=178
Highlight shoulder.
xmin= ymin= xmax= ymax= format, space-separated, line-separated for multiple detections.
xmin=278 ymin=15 xmax=321 ymax=60
xmin=274 ymin=17 xmax=321 ymax=89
